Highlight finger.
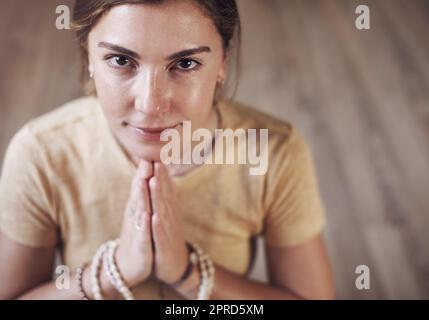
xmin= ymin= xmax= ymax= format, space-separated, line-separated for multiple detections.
xmin=149 ymin=176 xmax=166 ymax=216
xmin=151 ymin=211 xmax=163 ymax=248
xmin=129 ymin=160 xmax=150 ymax=208
xmin=125 ymin=161 xmax=153 ymax=230
xmin=125 ymin=175 xmax=140 ymax=221
xmin=137 ymin=176 xmax=152 ymax=216
xmin=150 ymin=175 xmax=174 ymax=241
xmin=123 ymin=179 xmax=143 ymax=232
xmin=137 ymin=159 xmax=154 ymax=180
xmin=154 ymin=162 xmax=173 ymax=197
xmin=135 ymin=210 xmax=152 ymax=247
xmin=149 ymin=176 xmax=168 ymax=250
xmin=153 ymin=163 xmax=178 ymax=223
xmin=158 ymin=164 xmax=180 ymax=221
xmin=133 ymin=160 xmax=153 ymax=215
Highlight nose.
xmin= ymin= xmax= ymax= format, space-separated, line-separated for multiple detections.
xmin=133 ymin=69 xmax=171 ymax=116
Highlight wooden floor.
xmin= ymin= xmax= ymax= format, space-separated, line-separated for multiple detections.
xmin=1 ymin=0 xmax=428 ymax=299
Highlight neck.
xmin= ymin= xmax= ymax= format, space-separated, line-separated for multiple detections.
xmin=165 ymin=106 xmax=220 ymax=177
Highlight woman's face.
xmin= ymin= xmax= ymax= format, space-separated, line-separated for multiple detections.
xmin=87 ymin=0 xmax=227 ymax=163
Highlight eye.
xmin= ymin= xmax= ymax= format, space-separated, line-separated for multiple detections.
xmin=173 ymin=59 xmax=200 ymax=72
xmin=106 ymin=55 xmax=133 ymax=69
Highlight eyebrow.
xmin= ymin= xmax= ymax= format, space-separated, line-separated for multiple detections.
xmin=97 ymin=41 xmax=211 ymax=60
xmin=166 ymin=46 xmax=211 ymax=60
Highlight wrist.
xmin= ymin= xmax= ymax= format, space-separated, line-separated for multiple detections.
xmin=81 ymin=261 xmax=120 ymax=300
xmin=115 ymin=247 xmax=150 ymax=289
xmin=166 ymin=243 xmax=194 ymax=288
xmin=173 ymin=263 xmax=200 ymax=298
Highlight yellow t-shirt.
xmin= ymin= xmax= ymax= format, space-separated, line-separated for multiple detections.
xmin=0 ymin=96 xmax=326 ymax=299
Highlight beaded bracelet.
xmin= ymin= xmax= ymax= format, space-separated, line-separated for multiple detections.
xmin=75 ymin=263 xmax=89 ymax=300
xmin=90 ymin=242 xmax=109 ymax=300
xmin=188 ymin=242 xmax=215 ymax=300
xmin=103 ymin=239 xmax=135 ymax=300
xmin=169 ymin=243 xmax=195 ymax=289
xmin=202 ymin=253 xmax=215 ymax=298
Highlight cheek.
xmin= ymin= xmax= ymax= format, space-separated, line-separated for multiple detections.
xmin=173 ymin=75 xmax=217 ymax=121
xmin=94 ymin=72 xmax=132 ymax=120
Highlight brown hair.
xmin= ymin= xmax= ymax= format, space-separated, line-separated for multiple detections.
xmin=72 ymin=0 xmax=241 ymax=99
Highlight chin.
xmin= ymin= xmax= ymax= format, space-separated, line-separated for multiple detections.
xmin=129 ymin=143 xmax=163 ymax=162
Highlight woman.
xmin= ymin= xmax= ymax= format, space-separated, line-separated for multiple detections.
xmin=0 ymin=0 xmax=335 ymax=299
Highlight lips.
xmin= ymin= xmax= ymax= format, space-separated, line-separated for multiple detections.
xmin=129 ymin=124 xmax=179 ymax=132
xmin=133 ymin=126 xmax=174 ymax=132
xmin=127 ymin=122 xmax=180 ymax=141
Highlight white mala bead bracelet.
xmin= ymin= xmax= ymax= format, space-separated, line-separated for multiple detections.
xmin=103 ymin=239 xmax=135 ymax=300
xmin=90 ymin=238 xmax=135 ymax=300
xmin=90 ymin=242 xmax=109 ymax=300
xmin=188 ymin=242 xmax=215 ymax=300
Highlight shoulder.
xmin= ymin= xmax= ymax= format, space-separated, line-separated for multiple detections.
xmin=0 ymin=97 xmax=100 ymax=247
xmin=218 ymin=99 xmax=293 ymax=136
xmin=17 ymin=95 xmax=100 ymax=148
xmin=24 ymin=96 xmax=100 ymax=140
xmin=3 ymin=96 xmax=103 ymax=178
xmin=218 ymin=99 xmax=306 ymax=158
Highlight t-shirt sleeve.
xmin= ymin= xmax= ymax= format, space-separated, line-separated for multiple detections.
xmin=263 ymin=124 xmax=326 ymax=247
xmin=0 ymin=125 xmax=58 ymax=248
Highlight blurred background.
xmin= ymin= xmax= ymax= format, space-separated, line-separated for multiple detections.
xmin=0 ymin=0 xmax=428 ymax=299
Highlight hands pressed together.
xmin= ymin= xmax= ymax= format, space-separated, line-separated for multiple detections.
xmin=116 ymin=160 xmax=190 ymax=289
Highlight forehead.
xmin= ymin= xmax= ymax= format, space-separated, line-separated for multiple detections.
xmin=89 ymin=1 xmax=222 ymax=57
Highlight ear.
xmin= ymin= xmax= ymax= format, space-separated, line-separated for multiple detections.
xmin=217 ymin=53 xmax=229 ymax=82
xmin=88 ymin=64 xmax=94 ymax=78
xmin=87 ymin=48 xmax=94 ymax=77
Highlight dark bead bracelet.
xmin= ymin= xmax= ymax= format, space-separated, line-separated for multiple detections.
xmin=169 ymin=243 xmax=195 ymax=289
